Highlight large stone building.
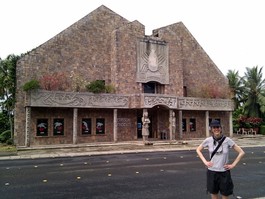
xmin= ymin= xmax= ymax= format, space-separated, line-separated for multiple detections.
xmin=14 ymin=5 xmax=234 ymax=147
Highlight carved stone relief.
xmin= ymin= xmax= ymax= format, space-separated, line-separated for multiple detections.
xmin=177 ymin=97 xmax=234 ymax=111
xmin=137 ymin=38 xmax=169 ymax=84
xmin=30 ymin=90 xmax=130 ymax=108
xmin=144 ymin=95 xmax=177 ymax=109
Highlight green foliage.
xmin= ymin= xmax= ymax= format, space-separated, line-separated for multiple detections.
xmin=6 ymin=138 xmax=13 ymax=145
xmin=0 ymin=111 xmax=10 ymax=133
xmin=0 ymin=130 xmax=11 ymax=143
xmin=260 ymin=125 xmax=265 ymax=135
xmin=0 ymin=54 xmax=19 ymax=108
xmin=105 ymin=84 xmax=115 ymax=93
xmin=22 ymin=79 xmax=40 ymax=91
xmin=226 ymin=70 xmax=244 ymax=109
xmin=0 ymin=54 xmax=20 ymax=141
xmin=242 ymin=66 xmax=265 ymax=117
xmin=228 ymin=66 xmax=265 ymax=130
xmin=86 ymin=80 xmax=106 ymax=93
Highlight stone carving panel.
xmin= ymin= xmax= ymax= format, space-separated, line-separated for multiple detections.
xmin=137 ymin=38 xmax=169 ymax=84
xmin=30 ymin=90 xmax=130 ymax=108
xmin=178 ymin=97 xmax=234 ymax=111
xmin=144 ymin=95 xmax=177 ymax=108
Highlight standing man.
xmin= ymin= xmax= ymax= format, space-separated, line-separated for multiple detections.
xmin=196 ymin=120 xmax=245 ymax=199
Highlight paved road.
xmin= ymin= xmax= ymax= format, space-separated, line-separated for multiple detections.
xmin=1 ymin=146 xmax=265 ymax=199
xmin=1 ymin=135 xmax=265 ymax=160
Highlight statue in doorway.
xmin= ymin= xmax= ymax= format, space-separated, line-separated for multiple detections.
xmin=142 ymin=110 xmax=150 ymax=143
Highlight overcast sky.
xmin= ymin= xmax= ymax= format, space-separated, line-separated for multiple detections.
xmin=1 ymin=0 xmax=264 ymax=76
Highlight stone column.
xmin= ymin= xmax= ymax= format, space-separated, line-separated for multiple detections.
xmin=205 ymin=111 xmax=209 ymax=137
xmin=178 ymin=110 xmax=183 ymax=139
xmin=113 ymin=109 xmax=117 ymax=142
xmin=169 ymin=110 xmax=173 ymax=141
xmin=25 ymin=106 xmax=31 ymax=147
xmin=172 ymin=111 xmax=176 ymax=140
xmin=73 ymin=108 xmax=78 ymax=144
xmin=229 ymin=111 xmax=233 ymax=137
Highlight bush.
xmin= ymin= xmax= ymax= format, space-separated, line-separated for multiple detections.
xmin=23 ymin=79 xmax=40 ymax=92
xmin=0 ymin=111 xmax=10 ymax=133
xmin=105 ymin=84 xmax=115 ymax=93
xmin=260 ymin=125 xmax=265 ymax=135
xmin=0 ymin=130 xmax=11 ymax=143
xmin=6 ymin=138 xmax=13 ymax=145
xmin=39 ymin=72 xmax=69 ymax=91
xmin=86 ymin=80 xmax=106 ymax=93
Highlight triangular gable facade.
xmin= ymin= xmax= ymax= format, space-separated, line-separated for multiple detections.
xmin=15 ymin=5 xmax=233 ymax=147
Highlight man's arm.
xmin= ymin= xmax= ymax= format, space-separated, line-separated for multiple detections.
xmin=224 ymin=144 xmax=245 ymax=170
xmin=196 ymin=144 xmax=213 ymax=168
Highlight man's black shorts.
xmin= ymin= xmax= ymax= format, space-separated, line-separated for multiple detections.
xmin=207 ymin=169 xmax=234 ymax=196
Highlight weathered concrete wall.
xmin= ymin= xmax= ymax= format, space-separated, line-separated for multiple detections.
xmin=153 ymin=22 xmax=230 ymax=98
xmin=15 ymin=6 xmax=132 ymax=146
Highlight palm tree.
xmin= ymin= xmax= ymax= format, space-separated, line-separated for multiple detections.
xmin=242 ymin=66 xmax=265 ymax=117
xmin=226 ymin=70 xmax=244 ymax=109
xmin=0 ymin=54 xmax=19 ymax=139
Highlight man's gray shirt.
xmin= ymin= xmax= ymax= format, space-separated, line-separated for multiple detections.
xmin=202 ymin=136 xmax=235 ymax=172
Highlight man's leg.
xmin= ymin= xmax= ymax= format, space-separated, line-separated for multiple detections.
xmin=211 ymin=194 xmax=219 ymax=199
xmin=221 ymin=195 xmax=229 ymax=199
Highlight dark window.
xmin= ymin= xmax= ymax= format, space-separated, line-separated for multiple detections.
xmin=82 ymin=118 xmax=91 ymax=134
xmin=189 ymin=118 xmax=196 ymax=131
xmin=37 ymin=119 xmax=48 ymax=136
xmin=144 ymin=82 xmax=155 ymax=93
xmin=183 ymin=86 xmax=187 ymax=97
xmin=143 ymin=82 xmax=165 ymax=94
xmin=96 ymin=118 xmax=105 ymax=134
xmin=182 ymin=119 xmax=187 ymax=132
xmin=53 ymin=119 xmax=64 ymax=136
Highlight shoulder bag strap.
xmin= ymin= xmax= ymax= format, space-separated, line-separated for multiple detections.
xmin=210 ymin=136 xmax=226 ymax=160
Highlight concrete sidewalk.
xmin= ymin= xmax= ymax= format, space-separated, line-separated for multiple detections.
xmin=0 ymin=135 xmax=264 ymax=160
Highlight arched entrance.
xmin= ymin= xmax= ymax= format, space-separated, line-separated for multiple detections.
xmin=137 ymin=105 xmax=171 ymax=140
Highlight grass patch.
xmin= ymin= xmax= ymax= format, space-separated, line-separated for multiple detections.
xmin=0 ymin=143 xmax=17 ymax=152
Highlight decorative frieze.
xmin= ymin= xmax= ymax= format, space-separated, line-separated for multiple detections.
xmin=30 ymin=90 xmax=130 ymax=108
xmin=29 ymin=90 xmax=234 ymax=111
xmin=143 ymin=94 xmax=177 ymax=108
xmin=177 ymin=97 xmax=234 ymax=111
xmin=142 ymin=95 xmax=233 ymax=111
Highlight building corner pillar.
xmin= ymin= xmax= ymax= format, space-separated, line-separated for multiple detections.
xmin=113 ymin=109 xmax=117 ymax=142
xmin=178 ymin=110 xmax=183 ymax=139
xmin=73 ymin=108 xmax=78 ymax=144
xmin=25 ymin=106 xmax=31 ymax=147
